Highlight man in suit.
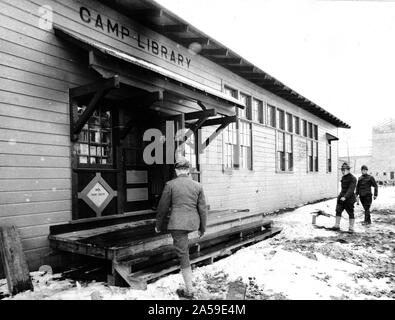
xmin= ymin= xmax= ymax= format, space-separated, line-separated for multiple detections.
xmin=155 ymin=157 xmax=207 ymax=299
xmin=332 ymin=162 xmax=357 ymax=233
xmin=356 ymin=165 xmax=378 ymax=225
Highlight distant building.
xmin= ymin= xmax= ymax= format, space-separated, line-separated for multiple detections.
xmin=371 ymin=119 xmax=395 ymax=184
xmin=338 ymin=155 xmax=372 ymax=175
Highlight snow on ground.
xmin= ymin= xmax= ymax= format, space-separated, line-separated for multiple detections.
xmin=1 ymin=187 xmax=394 ymax=300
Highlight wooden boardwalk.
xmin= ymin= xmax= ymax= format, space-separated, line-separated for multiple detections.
xmin=49 ymin=209 xmax=281 ymax=289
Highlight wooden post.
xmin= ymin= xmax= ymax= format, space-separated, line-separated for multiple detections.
xmin=0 ymin=225 xmax=33 ymax=295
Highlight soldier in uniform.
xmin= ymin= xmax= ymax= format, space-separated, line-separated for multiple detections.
xmin=155 ymin=157 xmax=207 ymax=299
xmin=332 ymin=162 xmax=357 ymax=233
xmin=356 ymin=165 xmax=378 ymax=225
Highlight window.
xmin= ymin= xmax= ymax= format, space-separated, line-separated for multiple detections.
xmin=391 ymin=172 xmax=394 ymax=180
xmin=294 ymin=116 xmax=300 ymax=135
xmin=252 ymin=98 xmax=263 ymax=123
xmin=76 ymin=106 xmax=113 ymax=166
xmin=326 ymin=143 xmax=332 ymax=173
xmin=239 ymin=121 xmax=252 ymax=170
xmin=277 ymin=131 xmax=293 ymax=172
xmin=314 ymin=141 xmax=319 ymax=172
xmin=307 ymin=141 xmax=313 ymax=172
xmin=224 ymin=122 xmax=238 ymax=168
xmin=239 ymin=93 xmax=250 ymax=119
xmin=314 ymin=124 xmax=318 ymax=140
xmin=302 ymin=119 xmax=307 ymax=137
xmin=286 ymin=113 xmax=293 ymax=132
xmin=277 ymin=109 xmax=285 ymax=130
xmin=308 ymin=122 xmax=313 ymax=139
xmin=267 ymin=105 xmax=276 ymax=127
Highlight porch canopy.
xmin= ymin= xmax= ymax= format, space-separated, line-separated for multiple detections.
xmin=54 ymin=26 xmax=244 ymax=114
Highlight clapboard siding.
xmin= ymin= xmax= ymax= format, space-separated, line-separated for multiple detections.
xmin=0 ymin=190 xmax=71 ymax=205
xmin=0 ymin=200 xmax=71 ymax=218
xmin=0 ymin=129 xmax=70 ymax=147
xmin=0 ymin=167 xmax=71 ymax=179
xmin=0 ymin=154 xmax=70 ymax=168
xmin=0 ymin=141 xmax=70 ymax=156
xmin=0 ymin=103 xmax=68 ymax=124
xmin=0 ymin=179 xmax=71 ymax=192
xmin=0 ymin=91 xmax=69 ymax=114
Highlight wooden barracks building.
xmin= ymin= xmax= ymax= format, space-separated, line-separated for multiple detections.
xmin=0 ymin=0 xmax=350 ymax=274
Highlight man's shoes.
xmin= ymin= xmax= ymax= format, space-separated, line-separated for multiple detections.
xmin=176 ymin=288 xmax=194 ymax=299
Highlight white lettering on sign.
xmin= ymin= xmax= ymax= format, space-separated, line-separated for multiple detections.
xmin=87 ymin=182 xmax=109 ymax=208
xmin=79 ymin=6 xmax=192 ymax=69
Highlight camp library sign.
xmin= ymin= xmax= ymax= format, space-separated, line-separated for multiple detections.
xmin=79 ymin=6 xmax=192 ymax=69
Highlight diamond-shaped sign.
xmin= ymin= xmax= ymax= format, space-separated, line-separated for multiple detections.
xmin=78 ymin=173 xmax=117 ymax=216
xmin=87 ymin=182 xmax=110 ymax=208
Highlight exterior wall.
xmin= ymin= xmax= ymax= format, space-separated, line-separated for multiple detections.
xmin=0 ymin=0 xmax=340 ymax=270
xmin=371 ymin=122 xmax=395 ymax=183
xmin=200 ymin=100 xmax=339 ymax=214
xmin=0 ymin=0 xmax=100 ymax=269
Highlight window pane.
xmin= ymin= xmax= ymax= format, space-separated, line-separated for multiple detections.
xmin=76 ymin=105 xmax=113 ymax=166
xmin=308 ymin=122 xmax=313 ymax=138
xmin=277 ymin=109 xmax=285 ymax=130
xmin=267 ymin=105 xmax=276 ymax=127
xmin=277 ymin=132 xmax=284 ymax=151
xmin=314 ymin=125 xmax=318 ymax=140
xmin=302 ymin=120 xmax=307 ymax=137
xmin=294 ymin=116 xmax=300 ymax=134
xmin=239 ymin=93 xmax=249 ymax=119
xmin=252 ymin=99 xmax=262 ymax=123
xmin=285 ymin=134 xmax=292 ymax=153
xmin=286 ymin=113 xmax=293 ymax=132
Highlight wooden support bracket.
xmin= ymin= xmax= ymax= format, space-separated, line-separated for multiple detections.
xmin=200 ymin=115 xmax=237 ymax=150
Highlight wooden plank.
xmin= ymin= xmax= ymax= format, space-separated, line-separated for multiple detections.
xmin=0 ymin=154 xmax=70 ymax=168
xmin=0 ymin=167 xmax=71 ymax=179
xmin=0 ymin=211 xmax=70 ymax=229
xmin=0 ymin=200 xmax=71 ymax=218
xmin=0 ymin=189 xmax=71 ymax=205
xmin=49 ymin=210 xmax=156 ymax=235
xmin=0 ymin=103 xmax=69 ymax=125
xmin=0 ymin=91 xmax=68 ymax=115
xmin=0 ymin=115 xmax=69 ymax=135
xmin=0 ymin=179 xmax=71 ymax=192
xmin=0 ymin=141 xmax=68 ymax=157
xmin=0 ymin=225 xmax=34 ymax=295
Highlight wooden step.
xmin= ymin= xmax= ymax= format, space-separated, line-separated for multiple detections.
xmin=114 ymin=218 xmax=272 ymax=261
xmin=114 ymin=226 xmax=282 ymax=290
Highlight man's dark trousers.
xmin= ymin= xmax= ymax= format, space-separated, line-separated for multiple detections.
xmin=360 ymin=195 xmax=372 ymax=223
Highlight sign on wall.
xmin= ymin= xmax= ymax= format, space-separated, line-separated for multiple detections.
xmin=78 ymin=6 xmax=192 ymax=69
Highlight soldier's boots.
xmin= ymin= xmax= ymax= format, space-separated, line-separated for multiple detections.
xmin=348 ymin=218 xmax=355 ymax=233
xmin=361 ymin=211 xmax=372 ymax=225
xmin=331 ymin=216 xmax=341 ymax=231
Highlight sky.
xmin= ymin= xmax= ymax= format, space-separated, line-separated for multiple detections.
xmin=155 ymin=0 xmax=395 ymax=157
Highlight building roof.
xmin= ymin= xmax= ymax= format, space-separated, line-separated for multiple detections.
xmin=99 ymin=0 xmax=351 ymax=129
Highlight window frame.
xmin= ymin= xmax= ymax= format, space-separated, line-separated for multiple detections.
xmin=75 ymin=104 xmax=114 ymax=168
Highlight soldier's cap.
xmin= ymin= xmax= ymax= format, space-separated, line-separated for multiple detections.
xmin=361 ymin=165 xmax=368 ymax=171
xmin=175 ymin=157 xmax=190 ymax=169
xmin=341 ymin=162 xmax=351 ymax=170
